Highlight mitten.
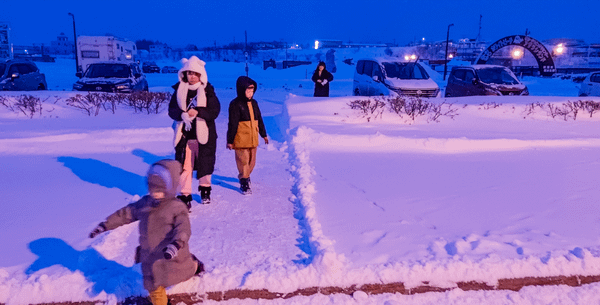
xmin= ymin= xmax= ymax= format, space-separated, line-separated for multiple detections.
xmin=321 ymin=79 xmax=328 ymax=85
xmin=163 ymin=242 xmax=180 ymax=259
xmin=89 ymin=223 xmax=106 ymax=238
xmin=181 ymin=112 xmax=193 ymax=131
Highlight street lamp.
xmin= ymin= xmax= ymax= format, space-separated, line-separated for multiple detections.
xmin=443 ymin=23 xmax=454 ymax=81
xmin=68 ymin=13 xmax=79 ymax=73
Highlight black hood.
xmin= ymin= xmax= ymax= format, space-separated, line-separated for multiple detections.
xmin=236 ymin=76 xmax=257 ymax=100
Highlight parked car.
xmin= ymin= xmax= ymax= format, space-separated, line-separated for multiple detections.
xmin=578 ymin=71 xmax=600 ymax=96
xmin=445 ymin=65 xmax=529 ymax=97
xmin=0 ymin=59 xmax=47 ymax=91
xmin=142 ymin=61 xmax=160 ymax=73
xmin=353 ymin=58 xmax=440 ymax=97
xmin=161 ymin=66 xmax=178 ymax=73
xmin=73 ymin=62 xmax=148 ymax=93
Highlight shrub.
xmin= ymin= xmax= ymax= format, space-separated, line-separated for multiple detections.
xmin=65 ymin=93 xmax=105 ymax=116
xmin=126 ymin=91 xmax=171 ymax=114
xmin=64 ymin=91 xmax=172 ymax=115
xmin=0 ymin=95 xmax=44 ymax=118
xmin=347 ymin=98 xmax=385 ymax=122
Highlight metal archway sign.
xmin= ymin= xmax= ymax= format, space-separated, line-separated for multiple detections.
xmin=475 ymin=35 xmax=556 ymax=76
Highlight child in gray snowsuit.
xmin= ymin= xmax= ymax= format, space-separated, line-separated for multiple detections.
xmin=89 ymin=159 xmax=203 ymax=305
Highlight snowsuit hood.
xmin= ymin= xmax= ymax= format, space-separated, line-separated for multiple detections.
xmin=146 ymin=159 xmax=182 ymax=199
xmin=236 ymin=76 xmax=257 ymax=100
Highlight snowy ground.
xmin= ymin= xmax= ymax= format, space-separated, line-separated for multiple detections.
xmin=1 ymin=58 xmax=600 ymax=304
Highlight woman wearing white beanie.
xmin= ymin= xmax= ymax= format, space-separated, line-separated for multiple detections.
xmin=168 ymin=56 xmax=220 ymax=209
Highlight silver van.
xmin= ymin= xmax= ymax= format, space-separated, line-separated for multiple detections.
xmin=353 ymin=58 xmax=440 ymax=97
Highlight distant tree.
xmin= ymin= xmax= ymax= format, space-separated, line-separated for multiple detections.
xmin=185 ymin=44 xmax=199 ymax=51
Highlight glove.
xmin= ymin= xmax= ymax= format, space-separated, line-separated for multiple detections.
xmin=321 ymin=79 xmax=328 ymax=85
xmin=163 ymin=243 xmax=180 ymax=260
xmin=89 ymin=223 xmax=106 ymax=238
xmin=181 ymin=112 xmax=193 ymax=131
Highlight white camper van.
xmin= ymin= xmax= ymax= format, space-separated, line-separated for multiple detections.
xmin=77 ymin=36 xmax=137 ymax=73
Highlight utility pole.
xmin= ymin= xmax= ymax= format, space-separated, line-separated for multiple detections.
xmin=443 ymin=23 xmax=454 ymax=81
xmin=68 ymin=13 xmax=79 ymax=73
xmin=476 ymin=14 xmax=482 ymax=41
xmin=244 ymin=30 xmax=248 ymax=76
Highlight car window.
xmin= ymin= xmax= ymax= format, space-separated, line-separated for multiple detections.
xmin=85 ymin=64 xmax=131 ymax=78
xmin=477 ymin=67 xmax=519 ymax=85
xmin=590 ymin=73 xmax=600 ymax=83
xmin=464 ymin=70 xmax=475 ymax=81
xmin=372 ymin=63 xmax=384 ymax=80
xmin=382 ymin=62 xmax=429 ymax=80
xmin=18 ymin=64 xmax=35 ymax=74
xmin=453 ymin=70 xmax=466 ymax=81
xmin=356 ymin=60 xmax=364 ymax=75
xmin=8 ymin=64 xmax=19 ymax=75
xmin=363 ymin=61 xmax=373 ymax=77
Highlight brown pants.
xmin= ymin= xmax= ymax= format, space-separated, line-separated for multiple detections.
xmin=234 ymin=147 xmax=257 ymax=179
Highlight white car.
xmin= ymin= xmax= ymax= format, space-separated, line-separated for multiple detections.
xmin=353 ymin=58 xmax=440 ymax=97
xmin=579 ymin=72 xmax=600 ymax=96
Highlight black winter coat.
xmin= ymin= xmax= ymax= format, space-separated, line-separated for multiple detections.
xmin=226 ymin=76 xmax=267 ymax=145
xmin=168 ymin=82 xmax=220 ymax=177
xmin=312 ymin=69 xmax=334 ymax=97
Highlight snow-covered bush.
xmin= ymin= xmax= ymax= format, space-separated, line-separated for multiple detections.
xmin=0 ymin=94 xmax=45 ymax=118
xmin=350 ymin=96 xmax=458 ymax=123
xmin=347 ymin=98 xmax=385 ymax=122
xmin=524 ymin=100 xmax=600 ymax=121
xmin=65 ymin=92 xmax=172 ymax=116
xmin=125 ymin=91 xmax=171 ymax=114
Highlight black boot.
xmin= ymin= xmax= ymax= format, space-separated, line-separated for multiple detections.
xmin=177 ymin=194 xmax=193 ymax=211
xmin=240 ymin=178 xmax=252 ymax=195
xmin=192 ymin=254 xmax=205 ymax=275
xmin=199 ymin=186 xmax=211 ymax=204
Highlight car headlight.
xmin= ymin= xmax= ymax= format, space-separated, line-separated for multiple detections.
xmin=73 ymin=82 xmax=83 ymax=89
xmin=116 ymin=83 xmax=132 ymax=90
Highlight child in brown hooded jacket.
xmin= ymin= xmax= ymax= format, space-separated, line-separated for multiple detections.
xmin=226 ymin=76 xmax=269 ymax=194
xmin=89 ymin=159 xmax=203 ymax=305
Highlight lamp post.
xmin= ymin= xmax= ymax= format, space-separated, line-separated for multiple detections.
xmin=68 ymin=13 xmax=79 ymax=73
xmin=443 ymin=23 xmax=454 ymax=81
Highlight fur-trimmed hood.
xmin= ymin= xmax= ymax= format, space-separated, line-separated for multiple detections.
xmin=178 ymin=56 xmax=208 ymax=85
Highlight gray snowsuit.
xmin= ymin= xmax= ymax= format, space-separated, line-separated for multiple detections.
xmin=101 ymin=159 xmax=198 ymax=291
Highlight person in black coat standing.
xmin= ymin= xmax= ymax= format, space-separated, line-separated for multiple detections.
xmin=311 ymin=61 xmax=334 ymax=97
xmin=168 ymin=56 xmax=220 ymax=208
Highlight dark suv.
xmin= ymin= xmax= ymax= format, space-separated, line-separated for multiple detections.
xmin=445 ymin=65 xmax=528 ymax=97
xmin=0 ymin=59 xmax=47 ymax=91
xmin=142 ymin=61 xmax=160 ymax=73
xmin=73 ymin=62 xmax=148 ymax=93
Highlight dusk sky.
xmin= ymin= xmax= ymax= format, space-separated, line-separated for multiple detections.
xmin=1 ymin=0 xmax=598 ymax=48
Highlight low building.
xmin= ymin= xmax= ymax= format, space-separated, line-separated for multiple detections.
xmin=48 ymin=33 xmax=74 ymax=55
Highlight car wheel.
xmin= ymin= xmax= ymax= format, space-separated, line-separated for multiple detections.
xmin=37 ymin=84 xmax=46 ymax=90
xmin=579 ymin=93 xmax=588 ymax=97
xmin=354 ymin=88 xmax=360 ymax=96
